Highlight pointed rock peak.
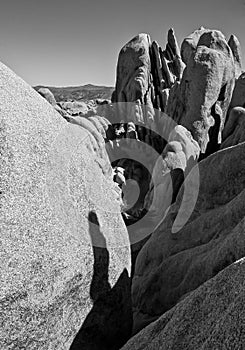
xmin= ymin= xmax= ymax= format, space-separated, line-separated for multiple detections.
xmin=228 ymin=34 xmax=242 ymax=75
xmin=197 ymin=30 xmax=230 ymax=54
xmin=228 ymin=34 xmax=239 ymax=43
xmin=181 ymin=28 xmax=229 ymax=64
xmin=167 ymin=27 xmax=180 ymax=57
xmin=152 ymin=40 xmax=160 ymax=49
xmin=135 ymin=33 xmax=151 ymax=42
xmin=121 ymin=33 xmax=152 ymax=52
xmin=168 ymin=27 xmax=175 ymax=35
xmin=114 ymin=32 xmax=152 ymax=107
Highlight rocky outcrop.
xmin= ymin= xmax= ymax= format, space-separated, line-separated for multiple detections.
xmin=113 ymin=33 xmax=152 ymax=105
xmin=37 ymin=87 xmax=98 ymax=118
xmin=106 ymin=27 xmax=240 ymax=260
xmin=35 ymin=84 xmax=114 ymax=102
xmin=58 ymin=100 xmax=91 ymax=116
xmin=110 ymin=32 xmax=187 ymax=226
xmin=228 ymin=34 xmax=242 ymax=78
xmin=131 ymin=141 xmax=245 ymax=333
xmin=113 ymin=28 xmax=239 ymax=159
xmin=220 ymin=73 xmax=245 ymax=148
xmin=221 ymin=106 xmax=245 ymax=148
xmin=112 ymin=30 xmax=185 ymax=131
xmin=0 ymin=62 xmax=132 ymax=350
xmin=144 ymin=125 xmax=200 ymax=218
xmin=2 ymin=24 xmax=245 ymax=350
xmin=229 ymin=72 xmax=245 ymax=110
xmin=112 ymin=33 xmax=156 ymax=131
xmin=105 ymin=26 xmax=245 ymax=348
xmin=165 ymin=28 xmax=185 ymax=80
xmin=59 ymin=100 xmax=97 ymax=117
xmin=122 ymin=256 xmax=245 ymax=350
xmin=180 ymin=27 xmax=209 ymax=64
xmin=170 ymin=29 xmax=236 ymax=154
xmin=37 ymin=87 xmax=57 ymax=106
xmin=150 ymin=28 xmax=185 ymax=112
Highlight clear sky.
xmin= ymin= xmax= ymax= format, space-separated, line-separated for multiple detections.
xmin=0 ymin=0 xmax=244 ymax=87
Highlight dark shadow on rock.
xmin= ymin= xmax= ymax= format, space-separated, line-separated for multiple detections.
xmin=205 ymin=104 xmax=221 ymax=157
xmin=70 ymin=211 xmax=132 ymax=350
xmin=170 ymin=168 xmax=184 ymax=203
xmin=129 ymin=168 xmax=184 ymax=277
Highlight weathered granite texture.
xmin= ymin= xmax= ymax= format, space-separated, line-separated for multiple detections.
xmin=121 ymin=256 xmax=245 ymax=350
xmin=131 ymin=141 xmax=245 ymax=333
xmin=0 ymin=62 xmax=132 ymax=350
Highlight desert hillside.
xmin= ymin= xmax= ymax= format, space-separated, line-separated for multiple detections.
xmin=34 ymin=84 xmax=114 ymax=102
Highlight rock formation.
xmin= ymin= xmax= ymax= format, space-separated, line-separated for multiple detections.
xmin=144 ymin=125 xmax=200 ymax=220
xmin=131 ymin=141 xmax=245 ymax=333
xmin=103 ymin=27 xmax=242 ymax=269
xmin=122 ymin=257 xmax=245 ymax=350
xmin=221 ymin=106 xmax=245 ymax=148
xmin=2 ymin=24 xmax=245 ymax=350
xmin=180 ymin=26 xmax=209 ymax=64
xmin=109 ymin=26 xmax=245 ymax=348
xmin=228 ymin=34 xmax=243 ymax=79
xmin=37 ymin=87 xmax=57 ymax=106
xmin=229 ymin=72 xmax=245 ymax=110
xmin=220 ymin=73 xmax=245 ymax=148
xmin=35 ymin=84 xmax=114 ymax=102
xmin=112 ymin=27 xmax=240 ymax=161
xmin=170 ymin=29 xmax=236 ymax=154
xmin=37 ymin=87 xmax=98 ymax=119
xmin=0 ymin=62 xmax=132 ymax=350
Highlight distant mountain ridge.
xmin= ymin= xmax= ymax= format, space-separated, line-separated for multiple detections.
xmin=34 ymin=84 xmax=114 ymax=102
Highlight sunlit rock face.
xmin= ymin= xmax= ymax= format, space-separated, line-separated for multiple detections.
xmin=0 ymin=61 xmax=132 ymax=350
xmin=121 ymin=256 xmax=245 ymax=350
xmin=170 ymin=29 xmax=236 ymax=154
xmin=110 ymin=31 xmax=187 ymax=228
xmin=2 ymin=24 xmax=243 ymax=350
xmin=109 ymin=28 xmax=239 ymax=233
xmin=109 ymin=26 xmax=245 ymax=349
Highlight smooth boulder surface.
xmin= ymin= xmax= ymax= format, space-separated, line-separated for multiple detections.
xmin=228 ymin=34 xmax=242 ymax=78
xmin=131 ymin=141 xmax=245 ymax=333
xmin=221 ymin=106 xmax=245 ymax=149
xmin=170 ymin=29 xmax=236 ymax=154
xmin=113 ymin=33 xmax=151 ymax=105
xmin=112 ymin=33 xmax=157 ymax=132
xmin=229 ymin=72 xmax=245 ymax=110
xmin=0 ymin=62 xmax=132 ymax=350
xmin=144 ymin=125 xmax=200 ymax=218
xmin=121 ymin=257 xmax=245 ymax=350
xmin=58 ymin=100 xmax=95 ymax=116
xmin=180 ymin=26 xmax=209 ymax=64
xmin=37 ymin=87 xmax=57 ymax=106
